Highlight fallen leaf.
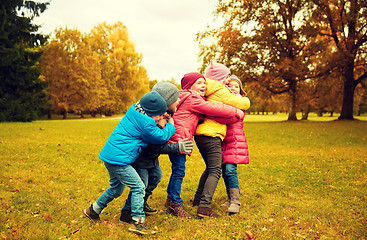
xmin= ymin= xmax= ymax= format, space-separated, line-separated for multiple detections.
xmin=245 ymin=231 xmax=255 ymax=239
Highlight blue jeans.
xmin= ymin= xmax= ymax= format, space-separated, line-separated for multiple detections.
xmin=167 ymin=154 xmax=187 ymax=203
xmin=123 ymin=166 xmax=163 ymax=209
xmin=222 ymin=163 xmax=239 ymax=189
xmin=95 ymin=162 xmax=145 ymax=222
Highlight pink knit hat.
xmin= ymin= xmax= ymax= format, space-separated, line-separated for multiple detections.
xmin=181 ymin=72 xmax=206 ymax=90
xmin=204 ymin=60 xmax=230 ymax=82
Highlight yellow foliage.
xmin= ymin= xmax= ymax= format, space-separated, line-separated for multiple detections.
xmin=40 ymin=22 xmax=150 ymax=116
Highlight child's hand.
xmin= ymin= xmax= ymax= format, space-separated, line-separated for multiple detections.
xmin=178 ymin=138 xmax=194 ymax=154
xmin=235 ymin=109 xmax=245 ymax=119
xmin=157 ymin=113 xmax=172 ymax=128
xmin=168 ymin=117 xmax=174 ymax=125
xmin=157 ymin=115 xmax=168 ymax=128
xmin=165 ymin=113 xmax=175 ymax=125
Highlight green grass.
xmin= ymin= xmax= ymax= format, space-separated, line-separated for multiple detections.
xmin=244 ymin=112 xmax=367 ymax=122
xmin=0 ymin=117 xmax=366 ymax=239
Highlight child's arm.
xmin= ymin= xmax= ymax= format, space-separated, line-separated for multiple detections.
xmin=207 ymin=79 xmax=250 ymax=110
xmin=191 ymin=96 xmax=243 ymax=119
xmin=207 ymin=108 xmax=245 ymax=124
xmin=146 ymin=138 xmax=194 ymax=155
xmin=140 ymin=121 xmax=175 ymax=145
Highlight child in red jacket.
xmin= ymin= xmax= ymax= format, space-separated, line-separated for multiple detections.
xmin=221 ymin=75 xmax=249 ymax=214
xmin=166 ymin=72 xmax=243 ymax=218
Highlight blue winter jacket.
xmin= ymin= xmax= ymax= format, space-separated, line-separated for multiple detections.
xmin=98 ymin=104 xmax=175 ymax=166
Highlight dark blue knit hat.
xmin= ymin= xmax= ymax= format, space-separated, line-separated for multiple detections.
xmin=139 ymin=91 xmax=167 ymax=116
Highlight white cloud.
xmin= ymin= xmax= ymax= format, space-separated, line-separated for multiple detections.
xmin=34 ymin=0 xmax=218 ymax=82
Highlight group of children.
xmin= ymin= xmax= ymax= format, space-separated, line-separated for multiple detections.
xmin=83 ymin=60 xmax=251 ymax=235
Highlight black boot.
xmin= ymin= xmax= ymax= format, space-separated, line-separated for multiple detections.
xmin=144 ymin=199 xmax=158 ymax=215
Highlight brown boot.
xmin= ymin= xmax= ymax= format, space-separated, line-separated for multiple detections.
xmin=197 ymin=207 xmax=221 ymax=218
xmin=227 ymin=188 xmax=241 ymax=215
xmin=220 ymin=189 xmax=230 ymax=208
xmin=169 ymin=202 xmax=191 ymax=218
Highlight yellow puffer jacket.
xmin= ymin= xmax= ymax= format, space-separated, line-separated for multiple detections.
xmin=195 ymin=78 xmax=250 ymax=140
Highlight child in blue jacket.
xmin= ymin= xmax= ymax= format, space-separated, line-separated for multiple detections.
xmin=120 ymin=82 xmax=194 ymax=222
xmin=84 ymin=91 xmax=175 ymax=235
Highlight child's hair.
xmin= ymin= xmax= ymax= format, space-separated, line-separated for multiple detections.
xmin=181 ymin=72 xmax=205 ymax=90
xmin=139 ymin=91 xmax=167 ymax=116
xmin=205 ymin=60 xmax=230 ymax=82
xmin=229 ymin=75 xmax=246 ymax=96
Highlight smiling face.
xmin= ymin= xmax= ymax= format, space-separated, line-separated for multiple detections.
xmin=189 ymin=78 xmax=206 ymax=96
xmin=228 ymin=80 xmax=241 ymax=95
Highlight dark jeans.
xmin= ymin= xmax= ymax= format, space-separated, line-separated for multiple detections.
xmin=193 ymin=135 xmax=222 ymax=208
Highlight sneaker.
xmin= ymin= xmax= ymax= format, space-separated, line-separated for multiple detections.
xmin=168 ymin=202 xmax=191 ymax=218
xmin=83 ymin=204 xmax=100 ymax=222
xmin=120 ymin=209 xmax=132 ymax=223
xmin=144 ymin=201 xmax=158 ymax=215
xmin=128 ymin=221 xmax=156 ymax=235
xmin=197 ymin=207 xmax=221 ymax=218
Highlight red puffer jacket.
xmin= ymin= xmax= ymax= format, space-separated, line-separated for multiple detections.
xmin=222 ymin=110 xmax=249 ymax=164
xmin=169 ymin=90 xmax=242 ymax=154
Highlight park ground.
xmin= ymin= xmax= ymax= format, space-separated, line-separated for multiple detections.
xmin=0 ymin=113 xmax=366 ymax=239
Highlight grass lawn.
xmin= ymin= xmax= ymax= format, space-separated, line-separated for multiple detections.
xmin=0 ymin=116 xmax=366 ymax=239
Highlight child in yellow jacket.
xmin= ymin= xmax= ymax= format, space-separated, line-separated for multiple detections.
xmin=193 ymin=60 xmax=250 ymax=218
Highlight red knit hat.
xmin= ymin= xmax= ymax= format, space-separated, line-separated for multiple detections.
xmin=205 ymin=60 xmax=230 ymax=82
xmin=181 ymin=72 xmax=206 ymax=90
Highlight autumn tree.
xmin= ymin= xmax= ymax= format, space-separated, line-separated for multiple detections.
xmin=0 ymin=0 xmax=49 ymax=122
xmin=89 ymin=22 xmax=150 ymax=116
xmin=41 ymin=22 xmax=150 ymax=118
xmin=311 ymin=0 xmax=367 ymax=120
xmin=197 ymin=0 xmax=335 ymax=120
xmin=41 ymin=28 xmax=103 ymax=119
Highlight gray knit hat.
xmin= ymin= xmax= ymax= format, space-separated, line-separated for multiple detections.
xmin=151 ymin=81 xmax=180 ymax=106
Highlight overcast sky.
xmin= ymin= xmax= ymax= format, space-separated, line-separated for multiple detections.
xmin=34 ymin=0 xmax=218 ymax=83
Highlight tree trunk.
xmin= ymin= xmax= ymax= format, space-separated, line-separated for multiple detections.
xmin=81 ymin=111 xmax=84 ymax=118
xmin=47 ymin=109 xmax=51 ymax=119
xmin=317 ymin=108 xmax=323 ymax=117
xmin=287 ymin=81 xmax=298 ymax=120
xmin=339 ymin=63 xmax=356 ymax=120
xmin=62 ymin=110 xmax=67 ymax=119
xmin=301 ymin=104 xmax=310 ymax=120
